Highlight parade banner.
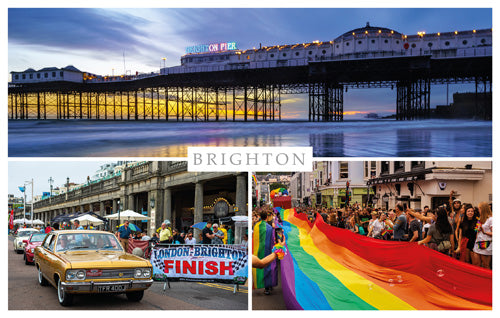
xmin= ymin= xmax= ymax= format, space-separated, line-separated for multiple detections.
xmin=151 ymin=244 xmax=248 ymax=284
xmin=279 ymin=208 xmax=492 ymax=310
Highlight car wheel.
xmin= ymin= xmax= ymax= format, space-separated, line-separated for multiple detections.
xmin=16 ymin=249 xmax=22 ymax=254
xmin=57 ymin=279 xmax=73 ymax=306
xmin=24 ymin=253 xmax=29 ymax=265
xmin=126 ymin=290 xmax=144 ymax=302
xmin=37 ymin=266 xmax=49 ymax=286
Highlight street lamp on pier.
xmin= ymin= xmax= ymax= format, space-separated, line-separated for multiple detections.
xmin=161 ymin=57 xmax=166 ymax=74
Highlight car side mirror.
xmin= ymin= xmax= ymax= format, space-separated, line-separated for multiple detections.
xmin=23 ymin=239 xmax=28 ymax=244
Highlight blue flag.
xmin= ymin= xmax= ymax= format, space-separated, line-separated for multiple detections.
xmin=18 ymin=186 xmax=25 ymax=193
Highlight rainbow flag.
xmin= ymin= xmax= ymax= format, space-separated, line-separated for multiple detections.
xmin=252 ymin=174 xmax=258 ymax=186
xmin=279 ymin=208 xmax=492 ymax=310
xmin=252 ymin=220 xmax=278 ymax=289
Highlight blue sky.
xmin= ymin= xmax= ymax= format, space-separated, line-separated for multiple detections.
xmin=8 ymin=8 xmax=492 ymax=118
xmin=8 ymin=161 xmax=112 ymax=197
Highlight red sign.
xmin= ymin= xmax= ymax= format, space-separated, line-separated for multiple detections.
xmin=164 ymin=260 xmax=234 ymax=276
xmin=86 ymin=269 xmax=103 ymax=277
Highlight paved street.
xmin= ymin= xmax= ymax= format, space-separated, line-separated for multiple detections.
xmin=8 ymin=236 xmax=248 ymax=310
xmin=252 ymin=265 xmax=286 ymax=310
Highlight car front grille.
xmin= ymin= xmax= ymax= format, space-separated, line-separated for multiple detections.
xmin=88 ymin=269 xmax=135 ymax=279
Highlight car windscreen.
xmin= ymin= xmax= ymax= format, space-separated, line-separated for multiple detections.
xmin=30 ymin=233 xmax=47 ymax=243
xmin=55 ymin=233 xmax=123 ymax=252
xmin=18 ymin=230 xmax=38 ymax=237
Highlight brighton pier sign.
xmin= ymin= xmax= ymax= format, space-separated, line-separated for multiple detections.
xmin=186 ymin=42 xmax=237 ymax=54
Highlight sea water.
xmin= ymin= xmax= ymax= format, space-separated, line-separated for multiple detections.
xmin=8 ymin=119 xmax=492 ymax=157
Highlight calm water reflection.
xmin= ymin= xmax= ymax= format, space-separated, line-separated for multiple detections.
xmin=8 ymin=119 xmax=491 ymax=157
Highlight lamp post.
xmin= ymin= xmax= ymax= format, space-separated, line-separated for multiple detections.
xmin=161 ymin=57 xmax=166 ymax=74
xmin=117 ymin=200 xmax=123 ymax=230
xmin=24 ymin=179 xmax=34 ymax=223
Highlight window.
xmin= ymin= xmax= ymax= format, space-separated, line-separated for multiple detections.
xmin=309 ymin=51 xmax=313 ymax=55
xmin=270 ymin=54 xmax=274 ymax=58
xmin=322 ymin=50 xmax=326 ymax=54
xmin=364 ymin=161 xmax=377 ymax=178
xmin=29 ymin=74 xmax=33 ymax=79
xmin=339 ymin=162 xmax=349 ymax=179
xmin=384 ymin=39 xmax=388 ymax=43
xmin=22 ymin=74 xmax=26 ymax=79
xmin=381 ymin=161 xmax=390 ymax=174
xmin=52 ymin=72 xmax=56 ymax=77
xmin=44 ymin=73 xmax=48 ymax=78
xmin=481 ymin=38 xmax=486 ymax=44
xmin=246 ymin=55 xmax=250 ymax=60
xmin=396 ymin=40 xmax=400 ymax=44
xmin=394 ymin=161 xmax=405 ymax=172
xmin=445 ymin=41 xmax=450 ymax=46
xmin=371 ymin=39 xmax=375 ymax=44
xmin=37 ymin=73 xmax=41 ymax=79
xmin=14 ymin=75 xmax=19 ymax=80
xmin=462 ymin=40 xmax=468 ymax=45
xmin=295 ymin=52 xmax=300 ymax=56
xmin=60 ymin=71 xmax=63 ymax=77
xmin=346 ymin=42 xmax=350 ymax=46
xmin=358 ymin=40 xmax=362 ymax=44
xmin=427 ymin=42 xmax=433 ymax=47
xmin=411 ymin=43 xmax=417 ymax=48
xmin=336 ymin=45 xmax=339 ymax=48
xmin=282 ymin=53 xmax=287 ymax=57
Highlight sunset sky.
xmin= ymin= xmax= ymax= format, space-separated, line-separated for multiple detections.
xmin=8 ymin=8 xmax=492 ymax=119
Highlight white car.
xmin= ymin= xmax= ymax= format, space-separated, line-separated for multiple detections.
xmin=13 ymin=228 xmax=39 ymax=254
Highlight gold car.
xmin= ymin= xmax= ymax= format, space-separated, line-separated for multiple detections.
xmin=34 ymin=230 xmax=153 ymax=306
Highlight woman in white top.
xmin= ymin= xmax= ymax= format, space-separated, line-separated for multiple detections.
xmin=472 ymin=202 xmax=492 ymax=269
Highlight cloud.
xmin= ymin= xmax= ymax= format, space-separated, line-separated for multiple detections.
xmin=9 ymin=9 xmax=153 ymax=56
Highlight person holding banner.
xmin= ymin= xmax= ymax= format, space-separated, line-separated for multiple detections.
xmin=159 ymin=222 xmax=172 ymax=243
xmin=202 ymin=221 xmax=215 ymax=244
xmin=212 ymin=224 xmax=224 ymax=244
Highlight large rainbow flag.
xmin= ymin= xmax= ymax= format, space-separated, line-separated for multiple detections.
xmin=280 ymin=208 xmax=492 ymax=310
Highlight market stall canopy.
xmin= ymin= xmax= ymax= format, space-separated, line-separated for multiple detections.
xmin=51 ymin=212 xmax=106 ymax=224
xmin=104 ymin=210 xmax=150 ymax=220
xmin=13 ymin=218 xmax=31 ymax=224
xmin=71 ymin=214 xmax=104 ymax=226
xmin=231 ymin=216 xmax=248 ymax=223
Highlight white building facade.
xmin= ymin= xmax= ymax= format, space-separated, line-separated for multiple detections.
xmin=367 ymin=161 xmax=491 ymax=210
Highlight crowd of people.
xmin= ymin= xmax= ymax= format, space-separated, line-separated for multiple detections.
xmin=252 ymin=190 xmax=492 ymax=269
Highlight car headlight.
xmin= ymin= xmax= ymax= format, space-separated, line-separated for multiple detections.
xmin=30 ymin=248 xmax=35 ymax=253
xmin=134 ymin=268 xmax=151 ymax=278
xmin=66 ymin=270 xmax=86 ymax=280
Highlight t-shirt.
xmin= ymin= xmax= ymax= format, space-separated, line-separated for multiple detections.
xmin=370 ymin=219 xmax=384 ymax=238
xmin=427 ymin=223 xmax=452 ymax=245
xmin=117 ymin=225 xmax=132 ymax=239
xmin=202 ymin=227 xmax=213 ymax=244
xmin=408 ymin=219 xmax=422 ymax=242
xmin=159 ymin=228 xmax=172 ymax=242
xmin=185 ymin=237 xmax=197 ymax=244
xmin=393 ymin=214 xmax=407 ymax=240
xmin=212 ymin=230 xmax=224 ymax=244
xmin=459 ymin=218 xmax=478 ymax=250
xmin=473 ymin=217 xmax=492 ymax=255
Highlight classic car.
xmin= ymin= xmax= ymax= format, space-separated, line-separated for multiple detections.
xmin=13 ymin=228 xmax=40 ymax=253
xmin=23 ymin=232 xmax=47 ymax=265
xmin=34 ymin=230 xmax=153 ymax=306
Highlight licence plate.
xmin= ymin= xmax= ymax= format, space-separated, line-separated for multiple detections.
xmin=97 ymin=285 xmax=126 ymax=292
